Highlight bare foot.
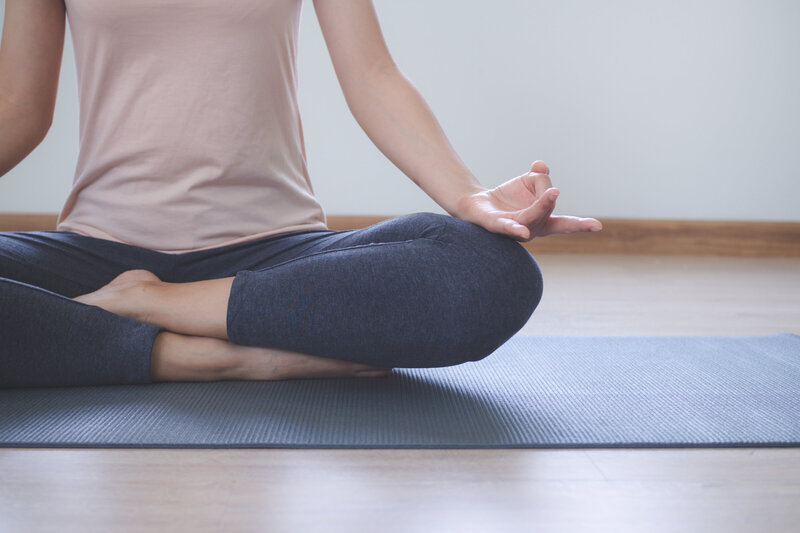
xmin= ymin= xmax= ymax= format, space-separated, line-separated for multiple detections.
xmin=73 ymin=269 xmax=162 ymax=321
xmin=80 ymin=272 xmax=396 ymax=381
xmin=233 ymin=341 xmax=395 ymax=380
xmin=152 ymin=331 xmax=394 ymax=381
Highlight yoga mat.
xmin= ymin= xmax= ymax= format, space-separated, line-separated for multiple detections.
xmin=1 ymin=334 xmax=798 ymax=449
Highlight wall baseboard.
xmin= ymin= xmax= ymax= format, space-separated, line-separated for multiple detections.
xmin=1 ymin=213 xmax=798 ymax=257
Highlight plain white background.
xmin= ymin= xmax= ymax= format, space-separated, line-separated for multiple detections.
xmin=1 ymin=0 xmax=798 ymax=221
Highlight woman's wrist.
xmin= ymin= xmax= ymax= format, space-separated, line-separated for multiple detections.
xmin=449 ymin=184 xmax=488 ymax=218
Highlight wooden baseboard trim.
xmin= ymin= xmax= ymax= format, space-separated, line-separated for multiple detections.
xmin=0 ymin=213 xmax=61 ymax=232
xmin=1 ymin=213 xmax=798 ymax=257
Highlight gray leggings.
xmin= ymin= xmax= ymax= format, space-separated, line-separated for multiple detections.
xmin=0 ymin=212 xmax=543 ymax=388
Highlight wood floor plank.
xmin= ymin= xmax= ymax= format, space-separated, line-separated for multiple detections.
xmin=525 ymin=255 xmax=800 ymax=336
xmin=585 ymin=448 xmax=800 ymax=482
xmin=1 ymin=449 xmax=798 ymax=533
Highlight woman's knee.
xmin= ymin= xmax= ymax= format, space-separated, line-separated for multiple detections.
xmin=379 ymin=211 xmax=453 ymax=242
xmin=352 ymin=211 xmax=543 ymax=368
xmin=416 ymin=216 xmax=544 ymax=366
xmin=442 ymin=215 xmax=544 ymax=313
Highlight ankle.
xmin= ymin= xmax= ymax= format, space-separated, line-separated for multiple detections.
xmin=122 ymin=279 xmax=165 ymax=324
xmin=187 ymin=336 xmax=244 ymax=380
xmin=207 ymin=338 xmax=247 ymax=380
xmin=151 ymin=332 xmax=241 ymax=382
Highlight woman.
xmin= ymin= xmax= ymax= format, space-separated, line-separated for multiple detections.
xmin=0 ymin=0 xmax=601 ymax=388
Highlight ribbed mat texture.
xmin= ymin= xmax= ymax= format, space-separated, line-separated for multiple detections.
xmin=1 ymin=334 xmax=798 ymax=448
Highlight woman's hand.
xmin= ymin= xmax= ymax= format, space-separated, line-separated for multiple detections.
xmin=454 ymin=160 xmax=603 ymax=242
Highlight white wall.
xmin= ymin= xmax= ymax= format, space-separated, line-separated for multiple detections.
xmin=1 ymin=0 xmax=798 ymax=221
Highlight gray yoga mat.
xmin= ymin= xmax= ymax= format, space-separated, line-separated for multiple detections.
xmin=1 ymin=334 xmax=798 ymax=449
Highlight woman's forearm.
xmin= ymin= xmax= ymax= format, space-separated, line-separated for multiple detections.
xmin=0 ymin=96 xmax=49 ymax=179
xmin=341 ymin=66 xmax=487 ymax=217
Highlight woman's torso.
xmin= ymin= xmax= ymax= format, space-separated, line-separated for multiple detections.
xmin=57 ymin=0 xmax=328 ymax=254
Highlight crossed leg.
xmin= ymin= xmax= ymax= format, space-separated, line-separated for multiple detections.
xmin=74 ymin=212 xmax=544 ymax=383
xmin=74 ymin=269 xmax=394 ymax=382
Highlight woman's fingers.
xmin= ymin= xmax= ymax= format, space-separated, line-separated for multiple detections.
xmin=529 ymin=160 xmax=549 ymax=175
xmin=526 ymin=161 xmax=552 ymax=198
xmin=515 ymin=187 xmax=560 ymax=228
xmin=543 ymin=215 xmax=603 ymax=235
xmin=526 ymin=172 xmax=553 ymax=198
xmin=497 ymin=217 xmax=531 ymax=239
xmin=508 ymin=186 xmax=602 ymax=238
xmin=498 ymin=161 xmax=603 ymax=238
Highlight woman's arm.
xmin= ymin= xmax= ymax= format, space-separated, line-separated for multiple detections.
xmin=313 ymin=0 xmax=601 ymax=241
xmin=312 ymin=0 xmax=485 ymax=218
xmin=0 ymin=0 xmax=66 ymax=178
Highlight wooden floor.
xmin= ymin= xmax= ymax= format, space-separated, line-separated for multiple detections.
xmin=1 ymin=254 xmax=798 ymax=533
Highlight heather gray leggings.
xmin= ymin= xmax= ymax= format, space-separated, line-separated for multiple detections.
xmin=0 ymin=212 xmax=543 ymax=388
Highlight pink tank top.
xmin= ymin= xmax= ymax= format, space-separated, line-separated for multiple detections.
xmin=56 ymin=0 xmax=328 ymax=254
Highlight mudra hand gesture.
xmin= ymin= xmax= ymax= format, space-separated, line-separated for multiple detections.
xmin=457 ymin=160 xmax=603 ymax=242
